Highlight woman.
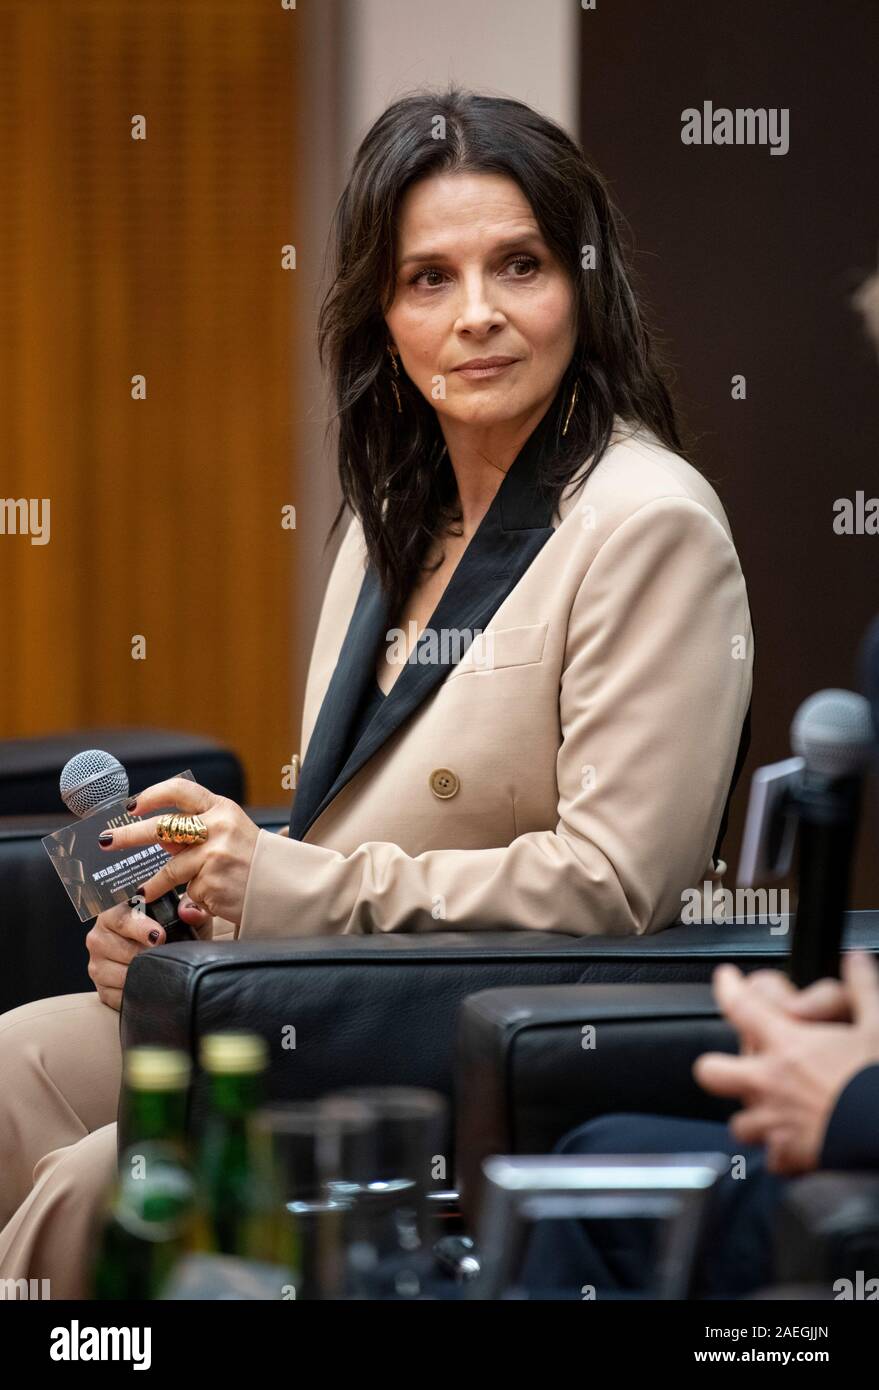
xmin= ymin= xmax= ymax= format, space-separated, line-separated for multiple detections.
xmin=0 ymin=87 xmax=752 ymax=1295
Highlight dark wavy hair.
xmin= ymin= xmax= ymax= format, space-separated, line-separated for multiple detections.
xmin=318 ymin=84 xmax=692 ymax=617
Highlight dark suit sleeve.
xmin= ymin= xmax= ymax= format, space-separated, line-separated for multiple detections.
xmin=819 ymin=1063 xmax=879 ymax=1170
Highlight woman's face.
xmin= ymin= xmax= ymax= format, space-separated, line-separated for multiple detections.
xmin=385 ymin=172 xmax=577 ymax=431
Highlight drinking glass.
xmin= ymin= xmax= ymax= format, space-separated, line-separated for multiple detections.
xmin=250 ymin=1098 xmax=375 ymax=1300
xmin=323 ymin=1086 xmax=450 ymax=1299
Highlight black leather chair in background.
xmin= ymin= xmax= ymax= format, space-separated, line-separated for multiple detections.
xmin=0 ymin=725 xmax=277 ymax=1011
xmin=450 ymin=910 xmax=879 ymax=1218
xmin=0 ymin=727 xmax=247 ymax=815
xmin=450 ymin=926 xmax=879 ymax=1288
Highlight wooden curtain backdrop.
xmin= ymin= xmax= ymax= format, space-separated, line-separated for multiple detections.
xmin=0 ymin=0 xmax=300 ymax=806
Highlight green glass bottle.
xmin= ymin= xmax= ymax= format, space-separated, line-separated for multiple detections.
xmin=91 ymin=1046 xmax=195 ymax=1300
xmin=191 ymin=1032 xmax=298 ymax=1291
xmin=121 ymin=1045 xmax=190 ymax=1149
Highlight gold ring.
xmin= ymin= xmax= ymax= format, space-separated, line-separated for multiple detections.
xmin=186 ymin=815 xmax=208 ymax=844
xmin=157 ymin=813 xmax=209 ymax=846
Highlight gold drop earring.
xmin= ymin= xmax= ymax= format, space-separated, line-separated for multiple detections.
xmin=387 ymin=344 xmax=402 ymax=414
xmin=561 ymin=379 xmax=579 ymax=437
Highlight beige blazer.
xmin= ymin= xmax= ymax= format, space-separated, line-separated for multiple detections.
xmin=226 ymin=404 xmax=753 ymax=942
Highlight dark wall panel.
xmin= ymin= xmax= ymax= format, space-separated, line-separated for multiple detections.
xmin=578 ymin=0 xmax=879 ymax=905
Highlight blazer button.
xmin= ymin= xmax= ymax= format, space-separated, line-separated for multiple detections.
xmin=429 ymin=767 xmax=460 ymax=799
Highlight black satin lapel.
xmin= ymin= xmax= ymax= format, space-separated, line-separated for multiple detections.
xmin=288 ymin=564 xmax=392 ymax=840
xmin=290 ymin=379 xmax=570 ymax=843
xmin=295 ymin=522 xmax=555 ymax=840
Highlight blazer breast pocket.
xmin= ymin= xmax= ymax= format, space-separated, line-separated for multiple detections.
xmin=445 ymin=620 xmax=549 ymax=681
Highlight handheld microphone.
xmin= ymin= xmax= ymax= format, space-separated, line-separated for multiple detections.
xmin=787 ymin=690 xmax=875 ymax=987
xmin=59 ymin=749 xmax=195 ymax=943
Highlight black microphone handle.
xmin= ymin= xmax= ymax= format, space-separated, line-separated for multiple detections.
xmin=788 ymin=775 xmax=862 ymax=988
xmin=139 ymin=889 xmax=196 ymax=944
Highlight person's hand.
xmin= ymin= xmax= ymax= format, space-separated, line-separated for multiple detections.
xmin=176 ymin=892 xmax=215 ymax=939
xmin=97 ymin=777 xmax=260 ymax=927
xmin=693 ymin=952 xmax=879 ymax=1175
xmin=729 ymin=969 xmax=853 ymax=1056
xmin=86 ymin=895 xmax=213 ymax=1011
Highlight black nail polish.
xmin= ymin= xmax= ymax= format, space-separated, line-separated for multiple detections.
xmin=136 ymin=884 xmax=147 ymax=896
xmin=98 ymin=831 xmax=113 ymax=846
xmin=126 ymin=797 xmax=138 ymax=812
xmin=148 ymin=929 xmax=160 ymax=944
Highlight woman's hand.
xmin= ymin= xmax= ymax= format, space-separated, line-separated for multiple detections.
xmin=176 ymin=893 xmax=216 ymax=937
xmin=97 ymin=777 xmax=260 ymax=927
xmin=86 ymin=895 xmax=213 ymax=1011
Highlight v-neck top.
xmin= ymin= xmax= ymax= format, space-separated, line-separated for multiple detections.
xmin=342 ymin=676 xmax=386 ymax=763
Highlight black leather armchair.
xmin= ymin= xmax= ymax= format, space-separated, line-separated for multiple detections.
xmin=451 ymin=919 xmax=879 ymax=1289
xmin=455 ymin=981 xmax=738 ymax=1217
xmin=116 ymin=917 xmax=879 ymax=1165
xmin=451 ymin=909 xmax=879 ymax=1217
xmin=96 ymin=906 xmax=879 ymax=1296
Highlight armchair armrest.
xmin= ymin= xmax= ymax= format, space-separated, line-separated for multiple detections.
xmin=454 ymin=975 xmax=879 ymax=1268
xmin=117 ymin=930 xmax=636 ymax=1154
xmin=454 ymin=983 xmax=738 ymax=1224
xmin=119 ymin=917 xmax=879 ymax=1169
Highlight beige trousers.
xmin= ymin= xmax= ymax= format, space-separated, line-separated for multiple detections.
xmin=0 ymin=991 xmax=122 ymax=1299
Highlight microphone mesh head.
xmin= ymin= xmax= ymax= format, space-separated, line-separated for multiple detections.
xmin=790 ymin=689 xmax=876 ymax=777
xmin=60 ymin=750 xmax=130 ymax=818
